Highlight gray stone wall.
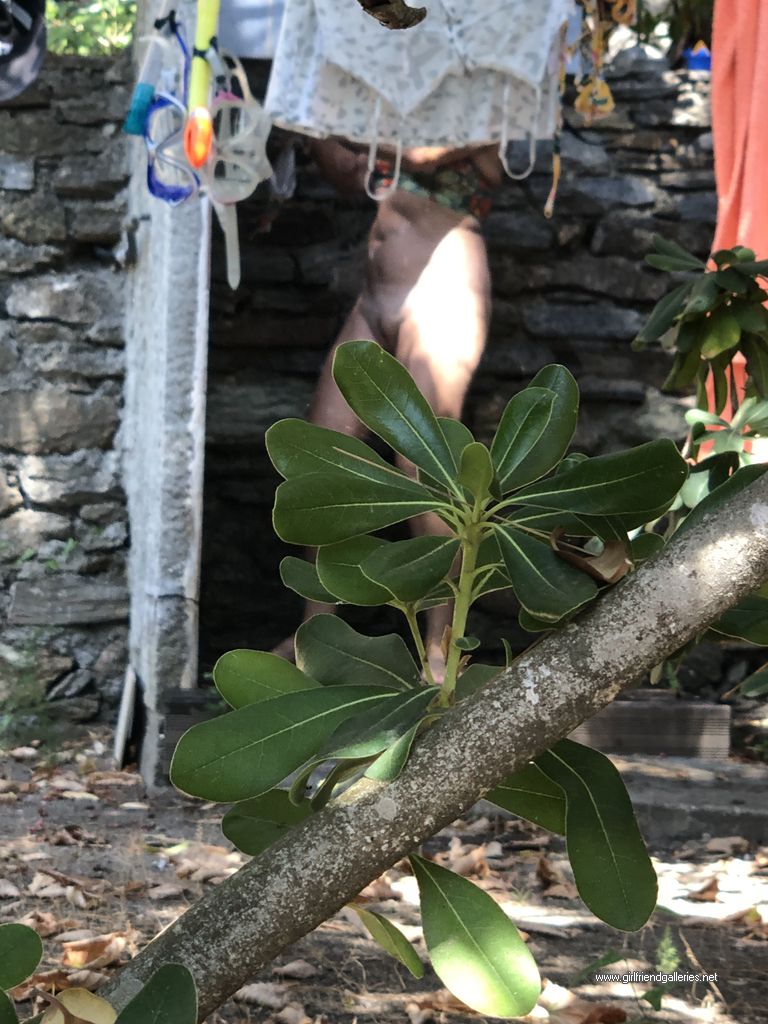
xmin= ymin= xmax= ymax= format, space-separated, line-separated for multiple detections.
xmin=0 ymin=55 xmax=131 ymax=728
xmin=201 ymin=51 xmax=714 ymax=668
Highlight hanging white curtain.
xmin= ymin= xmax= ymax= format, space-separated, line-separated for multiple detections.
xmin=265 ymin=0 xmax=575 ymax=149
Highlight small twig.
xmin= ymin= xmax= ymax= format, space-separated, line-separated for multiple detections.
xmin=355 ymin=0 xmax=427 ymax=29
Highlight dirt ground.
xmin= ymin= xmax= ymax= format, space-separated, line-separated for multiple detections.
xmin=1 ymin=728 xmax=766 ymax=1024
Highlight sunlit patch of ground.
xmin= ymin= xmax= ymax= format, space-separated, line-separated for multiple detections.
xmin=1 ymin=731 xmax=766 ymax=1024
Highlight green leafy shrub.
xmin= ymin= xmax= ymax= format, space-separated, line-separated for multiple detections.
xmin=169 ymin=339 xmax=693 ymax=1016
xmin=46 ymin=0 xmax=135 ymax=55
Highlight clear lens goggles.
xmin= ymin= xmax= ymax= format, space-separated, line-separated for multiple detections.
xmin=199 ymin=53 xmax=272 ymax=205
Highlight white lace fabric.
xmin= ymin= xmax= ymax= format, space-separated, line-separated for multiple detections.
xmin=265 ymin=0 xmax=575 ymax=152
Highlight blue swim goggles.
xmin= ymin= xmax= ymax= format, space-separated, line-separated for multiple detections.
xmin=143 ymin=13 xmax=201 ymax=206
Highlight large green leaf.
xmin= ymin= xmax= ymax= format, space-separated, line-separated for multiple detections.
xmin=361 ymin=536 xmax=459 ymax=603
xmin=280 ymin=556 xmax=336 ymax=603
xmin=295 ymin=614 xmax=420 ymax=689
xmin=273 ymin=471 xmax=442 ymax=546
xmin=633 ymin=283 xmax=691 ymax=345
xmin=743 ymin=335 xmax=768 ymax=398
xmin=320 ymin=687 xmax=437 ymax=760
xmin=438 ymin=417 xmax=475 ymax=463
xmin=536 ymin=740 xmax=657 ymax=931
xmin=494 ymin=525 xmax=598 ymax=622
xmin=222 ymin=789 xmax=312 ymax=857
xmin=170 ymin=685 xmax=393 ymax=802
xmin=490 ymin=387 xmax=556 ymax=493
xmin=115 ymin=965 xmax=196 ymax=1024
xmin=349 ymin=906 xmax=425 ymax=978
xmin=410 ymin=855 xmax=540 ymax=1017
xmin=486 ymin=763 xmax=566 ymax=834
xmin=365 ymin=720 xmax=425 ymax=781
xmin=333 ymin=340 xmax=459 ymax=493
xmin=490 ymin=365 xmax=580 ymax=493
xmin=291 ymin=688 xmax=438 ymax=801
xmin=458 ymin=442 xmax=495 ymax=498
xmin=266 ymin=418 xmax=391 ymax=482
xmin=683 ymin=274 xmax=721 ymax=316
xmin=650 ymin=234 xmax=705 ymax=271
xmin=0 ymin=992 xmax=17 ymax=1024
xmin=316 ymin=537 xmax=392 ymax=605
xmin=214 ymin=650 xmax=319 ymax=709
xmin=699 ymin=308 xmax=741 ymax=359
xmin=710 ymin=594 xmax=768 ymax=645
xmin=741 ymin=663 xmax=768 ymax=697
xmin=0 ymin=924 xmax=43 ymax=990
xmin=512 ymin=440 xmax=687 ymax=519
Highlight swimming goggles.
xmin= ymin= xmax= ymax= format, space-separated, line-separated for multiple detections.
xmin=143 ymin=17 xmax=201 ymax=206
xmin=199 ymin=50 xmax=272 ymax=206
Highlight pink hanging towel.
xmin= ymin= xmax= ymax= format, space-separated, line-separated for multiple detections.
xmin=707 ymin=0 xmax=768 ymax=429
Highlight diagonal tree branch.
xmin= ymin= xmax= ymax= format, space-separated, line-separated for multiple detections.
xmin=102 ymin=475 xmax=768 ymax=1021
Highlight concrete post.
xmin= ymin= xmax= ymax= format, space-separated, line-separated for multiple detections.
xmin=122 ymin=0 xmax=211 ymax=785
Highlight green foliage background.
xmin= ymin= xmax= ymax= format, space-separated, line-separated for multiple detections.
xmin=46 ymin=0 xmax=135 ymax=55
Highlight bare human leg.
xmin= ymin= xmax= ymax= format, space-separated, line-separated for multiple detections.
xmin=271 ymin=300 xmax=384 ymax=660
xmin=394 ymin=218 xmax=491 ymax=680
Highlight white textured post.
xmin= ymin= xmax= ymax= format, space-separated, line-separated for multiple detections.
xmin=122 ymin=0 xmax=212 ymax=786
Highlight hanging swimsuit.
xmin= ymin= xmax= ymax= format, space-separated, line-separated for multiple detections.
xmin=368 ymin=156 xmax=495 ymax=220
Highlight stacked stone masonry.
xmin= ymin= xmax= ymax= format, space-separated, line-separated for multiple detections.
xmin=0 ymin=56 xmax=131 ymax=728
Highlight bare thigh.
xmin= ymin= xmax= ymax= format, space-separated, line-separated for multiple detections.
xmin=308 ymin=300 xmax=384 ymax=436
xmin=396 ymin=220 xmax=491 ymax=419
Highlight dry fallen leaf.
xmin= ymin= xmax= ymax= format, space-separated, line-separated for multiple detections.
xmin=62 ymin=933 xmax=127 ymax=969
xmin=19 ymin=910 xmax=70 ymax=937
xmin=687 ymin=876 xmax=720 ymax=902
xmin=551 ymin=532 xmax=631 ymax=584
xmin=539 ymin=981 xmax=626 ymax=1024
xmin=440 ymin=837 xmax=490 ymax=878
xmin=29 ymin=872 xmax=69 ymax=898
xmin=359 ymin=874 xmax=400 ymax=902
xmin=233 ymin=982 xmax=289 ymax=1008
xmin=147 ymin=882 xmax=185 ymax=901
xmin=38 ymin=986 xmax=117 ymax=1024
xmin=544 ymin=881 xmax=579 ymax=900
xmin=536 ymin=856 xmax=577 ymax=898
xmin=56 ymin=930 xmax=99 ymax=943
xmin=276 ymin=1002 xmax=312 ymax=1024
xmin=11 ymin=970 xmax=73 ymax=1001
xmin=410 ymin=990 xmax=476 ymax=1015
xmin=0 ymin=878 xmax=21 ymax=899
xmin=405 ymin=1002 xmax=433 ymax=1024
xmin=273 ymin=960 xmax=319 ymax=980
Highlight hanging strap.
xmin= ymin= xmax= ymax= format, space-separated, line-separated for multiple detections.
xmin=498 ymin=76 xmax=540 ymax=181
xmin=364 ymin=95 xmax=404 ymax=201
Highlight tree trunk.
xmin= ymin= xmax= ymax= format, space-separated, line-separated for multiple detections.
xmin=102 ymin=475 xmax=768 ymax=1021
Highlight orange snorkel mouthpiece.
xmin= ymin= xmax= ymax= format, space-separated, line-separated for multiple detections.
xmin=184 ymin=107 xmax=214 ymax=169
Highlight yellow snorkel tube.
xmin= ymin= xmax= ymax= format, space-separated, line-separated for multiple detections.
xmin=184 ymin=0 xmax=221 ymax=169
